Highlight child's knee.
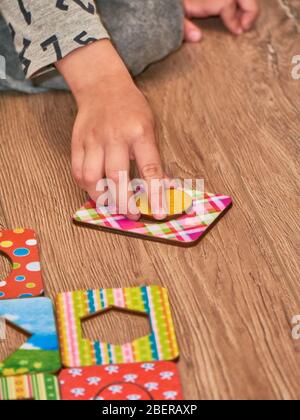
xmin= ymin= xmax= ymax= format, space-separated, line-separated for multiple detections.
xmin=96 ymin=0 xmax=184 ymax=76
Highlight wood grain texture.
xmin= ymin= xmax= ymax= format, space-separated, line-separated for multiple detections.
xmin=0 ymin=0 xmax=299 ymax=400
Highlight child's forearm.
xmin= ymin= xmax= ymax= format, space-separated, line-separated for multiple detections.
xmin=56 ymin=39 xmax=131 ymax=105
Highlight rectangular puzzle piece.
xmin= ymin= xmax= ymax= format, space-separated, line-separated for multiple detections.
xmin=73 ymin=190 xmax=232 ymax=246
xmin=59 ymin=361 xmax=183 ymax=400
xmin=0 ymin=298 xmax=61 ymax=377
xmin=56 ymin=286 xmax=179 ymax=367
xmin=0 ymin=374 xmax=60 ymax=400
xmin=0 ymin=228 xmax=44 ymax=300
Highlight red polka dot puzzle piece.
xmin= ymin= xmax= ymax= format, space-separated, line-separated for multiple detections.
xmin=59 ymin=362 xmax=183 ymax=400
xmin=0 ymin=229 xmax=44 ymax=300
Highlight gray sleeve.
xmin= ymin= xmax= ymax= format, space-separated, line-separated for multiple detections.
xmin=0 ymin=0 xmax=109 ymax=78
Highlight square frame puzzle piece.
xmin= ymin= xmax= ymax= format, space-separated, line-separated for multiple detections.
xmin=0 ymin=297 xmax=61 ymax=377
xmin=74 ymin=190 xmax=232 ymax=246
xmin=0 ymin=374 xmax=60 ymax=400
xmin=56 ymin=286 xmax=179 ymax=368
xmin=0 ymin=228 xmax=44 ymax=300
xmin=59 ymin=361 xmax=183 ymax=401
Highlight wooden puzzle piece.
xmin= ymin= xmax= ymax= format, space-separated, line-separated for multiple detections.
xmin=0 ymin=298 xmax=61 ymax=377
xmin=56 ymin=286 xmax=179 ymax=368
xmin=59 ymin=362 xmax=183 ymax=400
xmin=136 ymin=188 xmax=193 ymax=221
xmin=74 ymin=190 xmax=232 ymax=246
xmin=0 ymin=373 xmax=60 ymax=400
xmin=0 ymin=229 xmax=44 ymax=300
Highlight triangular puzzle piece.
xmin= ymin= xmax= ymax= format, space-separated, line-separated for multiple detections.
xmin=59 ymin=362 xmax=183 ymax=400
xmin=0 ymin=229 xmax=44 ymax=300
xmin=73 ymin=190 xmax=232 ymax=246
xmin=0 ymin=298 xmax=61 ymax=377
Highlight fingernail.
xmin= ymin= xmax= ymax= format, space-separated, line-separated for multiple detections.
xmin=189 ymin=30 xmax=202 ymax=42
xmin=155 ymin=213 xmax=167 ymax=221
xmin=127 ymin=213 xmax=140 ymax=221
xmin=152 ymin=206 xmax=167 ymax=221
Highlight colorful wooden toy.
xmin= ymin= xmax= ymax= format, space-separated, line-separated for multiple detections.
xmin=0 ymin=374 xmax=60 ymax=400
xmin=56 ymin=286 xmax=179 ymax=368
xmin=0 ymin=229 xmax=44 ymax=300
xmin=59 ymin=361 xmax=183 ymax=400
xmin=136 ymin=188 xmax=193 ymax=221
xmin=0 ymin=298 xmax=61 ymax=377
xmin=74 ymin=190 xmax=232 ymax=246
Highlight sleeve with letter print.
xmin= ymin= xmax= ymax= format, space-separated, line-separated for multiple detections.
xmin=0 ymin=0 xmax=109 ymax=78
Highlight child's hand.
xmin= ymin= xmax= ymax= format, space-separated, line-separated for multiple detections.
xmin=184 ymin=0 xmax=260 ymax=42
xmin=56 ymin=40 xmax=166 ymax=220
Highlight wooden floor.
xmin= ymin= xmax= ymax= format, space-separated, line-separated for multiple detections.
xmin=0 ymin=0 xmax=299 ymax=400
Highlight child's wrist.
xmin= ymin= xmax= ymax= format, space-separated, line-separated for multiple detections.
xmin=55 ymin=39 xmax=131 ymax=105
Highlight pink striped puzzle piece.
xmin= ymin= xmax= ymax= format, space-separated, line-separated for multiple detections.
xmin=73 ymin=190 xmax=232 ymax=246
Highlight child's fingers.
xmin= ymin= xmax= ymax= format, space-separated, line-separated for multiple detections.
xmin=221 ymin=2 xmax=243 ymax=35
xmin=82 ymin=144 xmax=105 ymax=203
xmin=184 ymin=18 xmax=202 ymax=42
xmin=238 ymin=0 xmax=260 ymax=31
xmin=185 ymin=0 xmax=243 ymax=35
xmin=184 ymin=0 xmax=217 ymax=17
xmin=133 ymin=139 xmax=167 ymax=221
xmin=71 ymin=139 xmax=85 ymax=190
xmin=184 ymin=0 xmax=236 ymax=17
xmin=105 ymin=143 xmax=139 ymax=220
